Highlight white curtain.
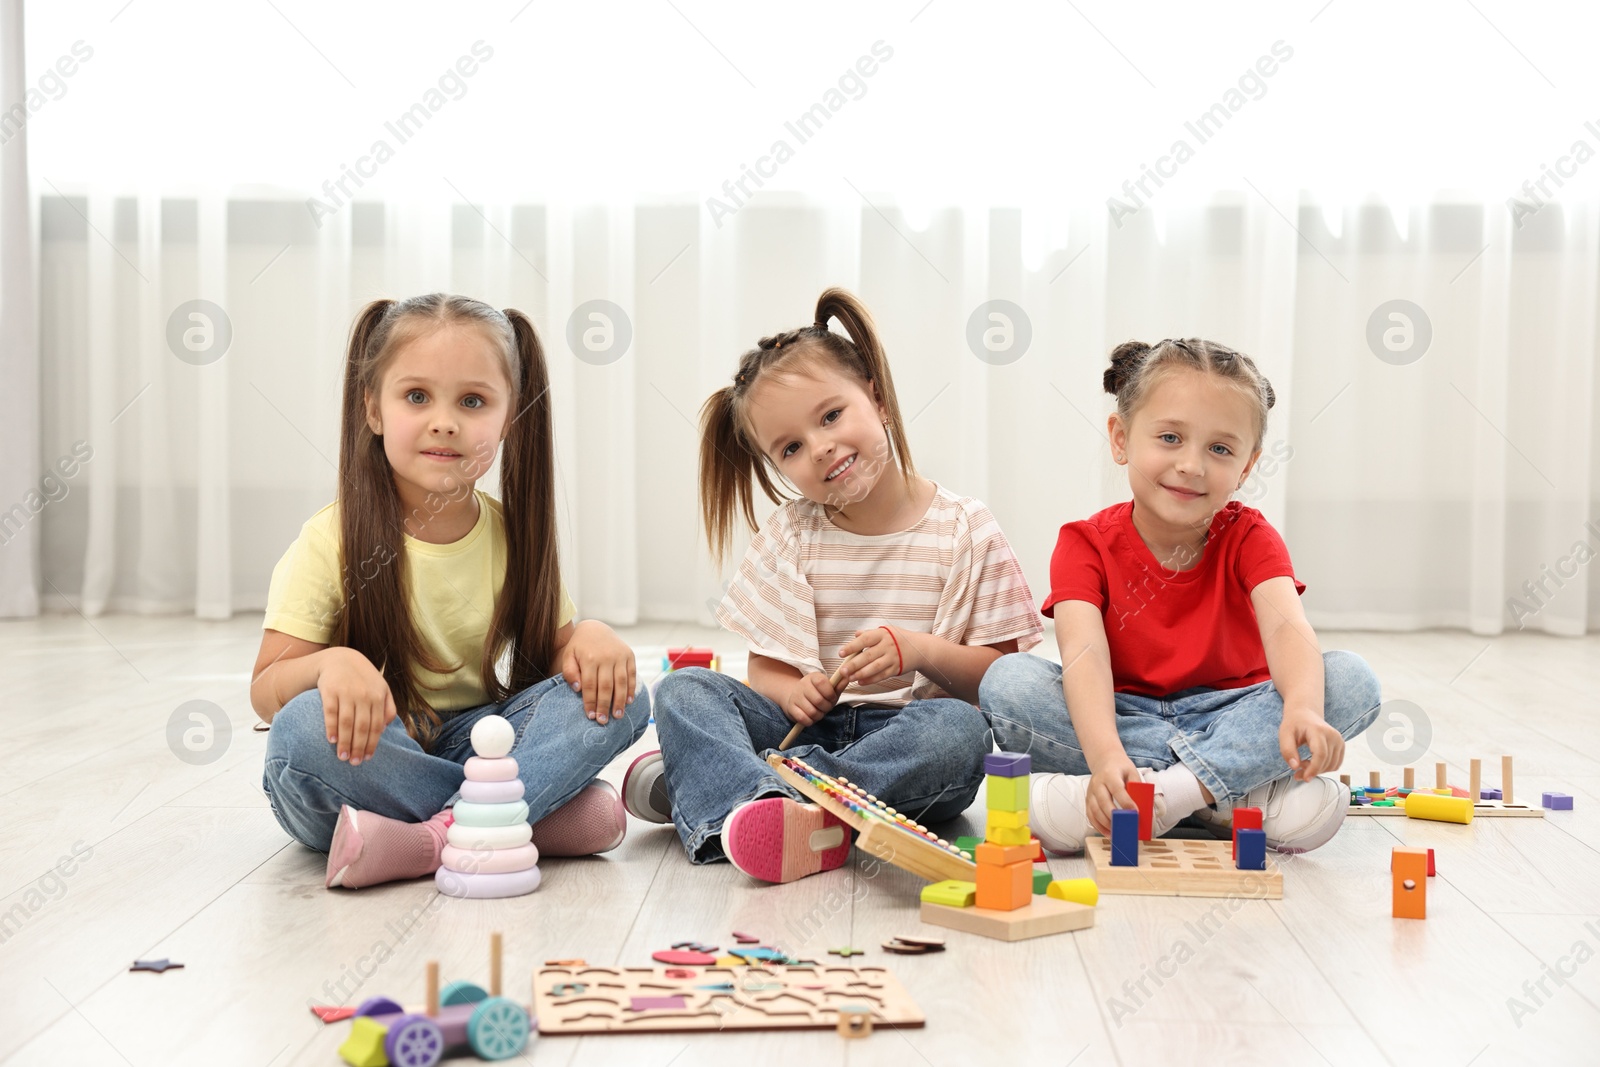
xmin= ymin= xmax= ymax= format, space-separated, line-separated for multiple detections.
xmin=14 ymin=2 xmax=1600 ymax=636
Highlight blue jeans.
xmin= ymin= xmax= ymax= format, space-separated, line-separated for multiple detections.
xmin=978 ymin=651 xmax=1381 ymax=814
xmin=262 ymin=674 xmax=650 ymax=851
xmin=652 ymin=668 xmax=991 ymax=863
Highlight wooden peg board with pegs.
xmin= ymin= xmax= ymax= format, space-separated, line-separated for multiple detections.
xmin=766 ymin=754 xmax=977 ymax=883
xmin=1084 ymin=837 xmax=1283 ymax=898
xmin=531 ymin=965 xmax=924 ymax=1034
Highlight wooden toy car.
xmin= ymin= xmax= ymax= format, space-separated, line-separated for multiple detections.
xmin=338 ymin=934 xmax=530 ymax=1065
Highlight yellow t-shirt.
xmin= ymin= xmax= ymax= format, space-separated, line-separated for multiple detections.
xmin=262 ymin=489 xmax=576 ymax=714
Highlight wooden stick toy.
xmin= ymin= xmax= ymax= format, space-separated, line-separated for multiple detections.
xmin=1502 ymin=754 xmax=1514 ymax=806
xmin=779 ymin=663 xmax=851 ymax=749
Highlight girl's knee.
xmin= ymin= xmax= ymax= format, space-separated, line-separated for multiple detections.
xmin=978 ymin=652 xmax=1054 ymax=710
xmin=263 ymin=690 xmax=327 ymax=765
xmin=652 ymin=668 xmax=732 ymax=730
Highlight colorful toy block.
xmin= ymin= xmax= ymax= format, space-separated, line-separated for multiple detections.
xmin=976 ymin=857 xmax=1033 ymax=911
xmin=1392 ymin=848 xmax=1428 ymax=919
xmin=1125 ymin=781 xmax=1154 ymax=841
xmin=985 ymin=774 xmax=1030 ymax=812
xmin=665 ymin=647 xmax=716 ymax=670
xmin=1046 ymin=877 xmax=1099 ymax=906
xmin=975 ymin=842 xmax=1034 ymax=866
xmin=1404 ymin=792 xmax=1474 ymax=824
xmin=954 ymin=835 xmax=982 ymax=859
xmin=984 ymin=752 xmax=1032 ymax=777
xmin=1110 ymin=809 xmax=1139 ymax=866
xmin=1542 ymin=792 xmax=1574 ymax=810
xmin=1032 ymin=867 xmax=1052 ymax=894
xmin=920 ymin=880 xmax=976 ymax=908
xmin=1479 ymin=788 xmax=1502 ymax=800
xmin=1231 ymin=806 xmax=1262 ymax=860
xmin=1235 ymin=828 xmax=1266 ymax=871
xmin=985 ymin=807 xmax=1029 ymax=830
xmin=986 ymin=822 xmax=1032 ymax=846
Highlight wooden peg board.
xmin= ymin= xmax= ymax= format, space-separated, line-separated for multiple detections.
xmin=1347 ymin=799 xmax=1543 ymax=818
xmin=531 ymin=965 xmax=924 ymax=1034
xmin=766 ymin=753 xmax=976 ymax=883
xmin=1084 ymin=837 xmax=1283 ymax=898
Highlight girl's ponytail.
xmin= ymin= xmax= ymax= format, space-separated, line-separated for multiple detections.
xmin=480 ymin=310 xmax=562 ymax=701
xmin=700 ymin=384 xmax=780 ymax=568
xmin=815 ymin=287 xmax=915 ymax=489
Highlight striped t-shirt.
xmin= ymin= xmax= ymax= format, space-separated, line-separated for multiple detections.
xmin=715 ymin=483 xmax=1043 ymax=707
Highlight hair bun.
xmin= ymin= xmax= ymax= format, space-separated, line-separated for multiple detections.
xmin=1104 ymin=340 xmax=1151 ymax=396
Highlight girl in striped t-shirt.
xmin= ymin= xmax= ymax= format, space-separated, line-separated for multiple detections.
xmin=627 ymin=288 xmax=1043 ymax=883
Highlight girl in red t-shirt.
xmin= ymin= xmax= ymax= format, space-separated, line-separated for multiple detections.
xmin=979 ymin=338 xmax=1380 ymax=853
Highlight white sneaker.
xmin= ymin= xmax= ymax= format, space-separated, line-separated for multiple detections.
xmin=1029 ymin=773 xmax=1093 ymax=853
xmin=1186 ymin=775 xmax=1349 ymax=854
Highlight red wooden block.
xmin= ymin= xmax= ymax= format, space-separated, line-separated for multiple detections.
xmin=1125 ymin=781 xmax=1155 ymax=841
xmin=1232 ymin=806 xmax=1263 ymax=860
xmin=975 ymin=859 xmax=1033 ymax=912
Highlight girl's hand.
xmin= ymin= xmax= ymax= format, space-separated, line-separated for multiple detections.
xmin=317 ymin=647 xmax=397 ymax=766
xmin=836 ymin=626 xmax=919 ymax=688
xmin=1280 ymin=707 xmax=1343 ymax=782
xmin=783 ymin=671 xmax=840 ymax=729
xmin=1085 ymin=754 xmax=1142 ymax=837
xmin=560 ymin=621 xmax=637 ymax=725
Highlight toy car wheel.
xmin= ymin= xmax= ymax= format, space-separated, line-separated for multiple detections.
xmin=354 ymin=995 xmax=403 ymax=1018
xmin=438 ymin=980 xmax=487 ymax=1006
xmin=467 ymin=996 xmax=530 ymax=1060
xmin=383 ymin=1013 xmax=444 ymax=1067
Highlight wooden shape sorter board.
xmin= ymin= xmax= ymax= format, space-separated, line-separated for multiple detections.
xmin=1085 ymin=837 xmax=1283 ymax=898
xmin=1348 ymin=798 xmax=1543 ymax=818
xmin=531 ymin=965 xmax=924 ymax=1034
xmin=766 ymin=753 xmax=977 ymax=883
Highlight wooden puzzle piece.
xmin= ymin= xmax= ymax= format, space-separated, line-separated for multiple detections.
xmin=1085 ymin=837 xmax=1284 ymax=898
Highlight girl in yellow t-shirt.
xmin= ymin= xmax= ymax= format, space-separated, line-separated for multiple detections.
xmin=252 ymin=294 xmax=648 ymax=890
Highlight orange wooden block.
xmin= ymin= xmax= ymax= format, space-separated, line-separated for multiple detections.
xmin=1392 ymin=848 xmax=1428 ymax=919
xmin=975 ymin=859 xmax=1033 ymax=911
xmin=974 ymin=842 xmax=1034 ymax=867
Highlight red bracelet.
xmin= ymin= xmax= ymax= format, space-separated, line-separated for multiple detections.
xmin=879 ymin=625 xmax=903 ymax=676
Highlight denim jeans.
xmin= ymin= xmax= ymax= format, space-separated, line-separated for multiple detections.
xmin=262 ymin=674 xmax=650 ymax=851
xmin=652 ymin=667 xmax=991 ymax=863
xmin=979 ymin=650 xmax=1381 ymax=814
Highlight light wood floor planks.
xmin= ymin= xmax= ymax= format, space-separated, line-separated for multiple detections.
xmin=1 ymin=615 xmax=1598 ymax=1065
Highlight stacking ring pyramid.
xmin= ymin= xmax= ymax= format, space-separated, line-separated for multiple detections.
xmin=435 ymin=715 xmax=542 ymax=899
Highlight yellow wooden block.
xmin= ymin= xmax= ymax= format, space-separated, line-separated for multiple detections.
xmin=986 ymin=823 xmax=1032 ymax=846
xmin=338 ymin=1018 xmax=389 ymax=1067
xmin=986 ymin=774 xmax=1029 ymax=812
xmin=985 ymin=808 xmax=1030 ymax=830
xmin=1046 ymin=878 xmax=1099 ymax=907
xmin=920 ymin=879 xmax=977 ymax=907
xmin=1404 ymin=792 xmax=1474 ymax=824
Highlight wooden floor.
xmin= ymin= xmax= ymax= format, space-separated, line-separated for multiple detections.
xmin=2 ymin=616 xmax=1598 ymax=1065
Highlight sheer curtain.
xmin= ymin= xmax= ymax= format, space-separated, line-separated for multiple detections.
xmin=13 ymin=2 xmax=1600 ymax=636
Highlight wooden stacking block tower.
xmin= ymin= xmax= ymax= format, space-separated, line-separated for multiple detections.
xmin=975 ymin=753 xmax=1035 ymax=910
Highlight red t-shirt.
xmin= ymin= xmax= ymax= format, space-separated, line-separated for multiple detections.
xmin=1041 ymin=501 xmax=1304 ymax=697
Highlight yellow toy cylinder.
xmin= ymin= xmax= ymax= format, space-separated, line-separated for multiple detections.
xmin=1404 ymin=791 xmax=1474 ymax=824
xmin=1046 ymin=878 xmax=1099 ymax=907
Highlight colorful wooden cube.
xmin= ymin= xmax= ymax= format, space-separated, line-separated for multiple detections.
xmin=1125 ymin=781 xmax=1154 ymax=841
xmin=954 ymin=835 xmax=983 ymax=859
xmin=1542 ymin=792 xmax=1574 ymax=810
xmin=986 ymin=774 xmax=1030 ymax=812
xmin=976 ymin=858 xmax=1033 ymax=911
xmin=1235 ymin=828 xmax=1266 ymax=871
xmin=1231 ymin=806 xmax=1262 ymax=860
xmin=985 ymin=807 xmax=1029 ymax=830
xmin=1031 ymin=867 xmax=1052 ymax=894
xmin=1392 ymin=848 xmax=1428 ymax=919
xmin=985 ymin=822 xmax=1032 ymax=846
xmin=1110 ymin=809 xmax=1139 ymax=866
xmin=975 ymin=842 xmax=1034 ymax=867
xmin=983 ymin=752 xmax=1032 ymax=777
xmin=920 ymin=880 xmax=977 ymax=908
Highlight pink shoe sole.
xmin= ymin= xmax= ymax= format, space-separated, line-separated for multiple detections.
xmin=325 ymin=806 xmax=363 ymax=889
xmin=722 ymin=798 xmax=850 ymax=884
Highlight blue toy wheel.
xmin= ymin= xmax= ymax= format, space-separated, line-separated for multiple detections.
xmin=438 ymin=980 xmax=487 ymax=1006
xmin=467 ymin=996 xmax=531 ymax=1060
xmin=354 ymin=995 xmax=403 ymax=1018
xmin=383 ymin=1013 xmax=444 ymax=1067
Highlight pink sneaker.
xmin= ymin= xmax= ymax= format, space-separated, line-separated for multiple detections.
xmin=720 ymin=797 xmax=850 ymax=884
xmin=530 ymin=780 xmax=627 ymax=857
xmin=621 ymin=750 xmax=671 ymax=824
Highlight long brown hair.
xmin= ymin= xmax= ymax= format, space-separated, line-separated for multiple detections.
xmin=333 ymin=294 xmax=561 ymax=751
xmin=698 ymin=287 xmax=915 ymax=566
